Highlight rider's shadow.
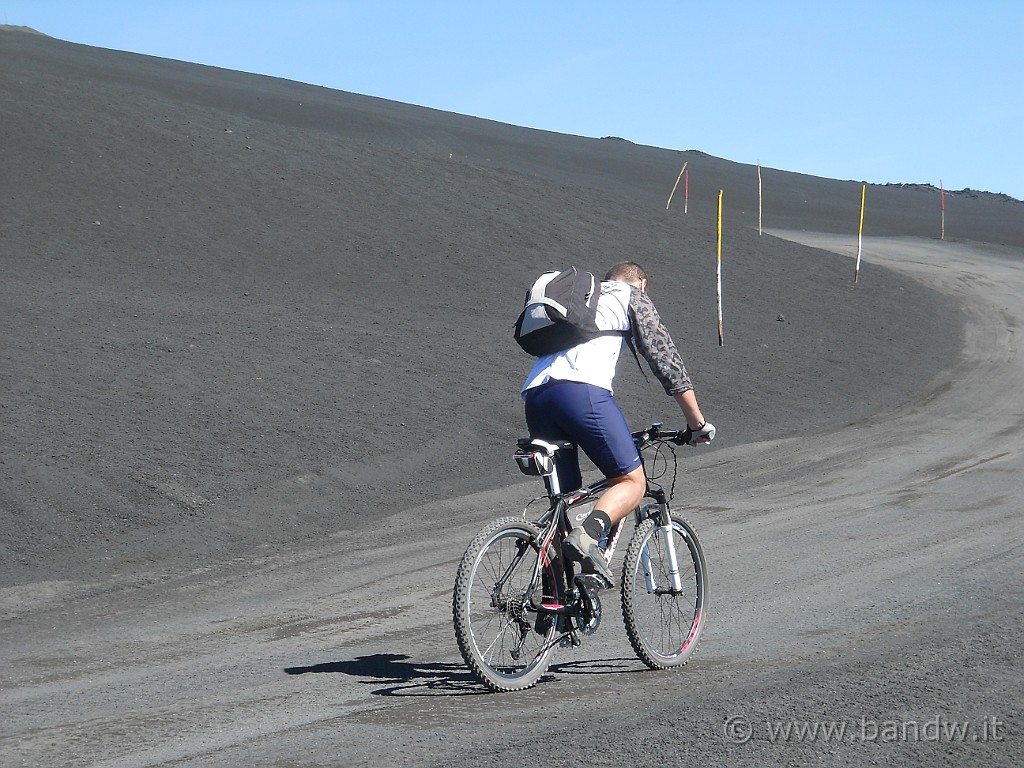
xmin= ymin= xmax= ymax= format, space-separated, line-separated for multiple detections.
xmin=284 ymin=653 xmax=484 ymax=696
xmin=285 ymin=653 xmax=641 ymax=696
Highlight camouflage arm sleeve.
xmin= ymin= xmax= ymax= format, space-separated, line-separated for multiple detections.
xmin=629 ymin=287 xmax=694 ymax=395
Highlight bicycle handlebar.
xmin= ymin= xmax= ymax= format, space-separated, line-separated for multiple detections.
xmin=518 ymin=422 xmax=697 ymax=460
xmin=631 ymin=422 xmax=692 ymax=448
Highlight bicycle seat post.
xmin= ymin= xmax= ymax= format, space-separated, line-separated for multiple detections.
xmin=544 ymin=473 xmax=559 ymax=498
xmin=542 ymin=453 xmax=562 ymax=498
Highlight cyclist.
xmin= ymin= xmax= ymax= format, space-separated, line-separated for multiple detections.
xmin=521 ymin=261 xmax=715 ymax=587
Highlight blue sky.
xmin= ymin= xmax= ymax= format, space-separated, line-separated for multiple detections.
xmin=4 ymin=1 xmax=1023 ymax=199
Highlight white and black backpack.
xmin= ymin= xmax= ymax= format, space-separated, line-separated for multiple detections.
xmin=513 ymin=266 xmax=631 ymax=356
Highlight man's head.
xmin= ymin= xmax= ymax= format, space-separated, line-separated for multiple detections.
xmin=605 ymin=262 xmax=648 ymax=292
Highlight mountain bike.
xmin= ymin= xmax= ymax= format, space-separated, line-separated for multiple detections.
xmin=452 ymin=423 xmax=708 ymax=692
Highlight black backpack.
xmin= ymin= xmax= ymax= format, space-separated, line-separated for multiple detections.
xmin=513 ymin=267 xmax=630 ymax=356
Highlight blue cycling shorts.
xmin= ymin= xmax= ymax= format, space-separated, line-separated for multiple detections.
xmin=523 ymin=380 xmax=642 ymax=492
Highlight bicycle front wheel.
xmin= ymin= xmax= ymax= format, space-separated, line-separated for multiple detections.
xmin=621 ymin=514 xmax=708 ymax=669
xmin=453 ymin=517 xmax=562 ymax=692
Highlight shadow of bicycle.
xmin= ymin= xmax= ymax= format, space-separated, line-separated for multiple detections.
xmin=285 ymin=652 xmax=643 ymax=696
xmin=285 ymin=653 xmax=484 ymax=696
xmin=549 ymin=656 xmax=643 ymax=676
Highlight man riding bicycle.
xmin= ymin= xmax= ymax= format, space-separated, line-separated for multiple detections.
xmin=520 ymin=261 xmax=715 ymax=587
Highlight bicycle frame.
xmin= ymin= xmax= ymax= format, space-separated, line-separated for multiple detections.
xmin=453 ymin=424 xmax=706 ymax=689
xmin=517 ymin=428 xmax=687 ymax=624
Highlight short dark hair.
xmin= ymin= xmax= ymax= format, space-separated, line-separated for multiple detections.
xmin=604 ymin=261 xmax=648 ymax=283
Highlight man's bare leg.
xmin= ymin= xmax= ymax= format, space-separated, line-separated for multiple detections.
xmin=595 ymin=465 xmax=647 ymax=524
xmin=566 ymin=466 xmax=647 ymax=585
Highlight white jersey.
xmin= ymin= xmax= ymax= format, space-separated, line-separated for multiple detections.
xmin=521 ymin=280 xmax=632 ymax=396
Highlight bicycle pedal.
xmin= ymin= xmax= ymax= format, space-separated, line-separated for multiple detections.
xmin=560 ymin=631 xmax=582 ymax=648
xmin=574 ymin=573 xmax=610 ymax=596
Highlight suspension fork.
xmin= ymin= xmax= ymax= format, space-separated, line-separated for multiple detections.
xmin=638 ymin=489 xmax=684 ymax=594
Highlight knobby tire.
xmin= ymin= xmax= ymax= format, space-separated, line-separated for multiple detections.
xmin=620 ymin=514 xmax=708 ymax=669
xmin=452 ymin=517 xmax=562 ymax=692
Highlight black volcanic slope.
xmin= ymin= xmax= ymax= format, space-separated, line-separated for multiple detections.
xmin=2 ymin=30 xmax=1019 ymax=582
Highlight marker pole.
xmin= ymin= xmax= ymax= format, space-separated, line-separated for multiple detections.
xmin=717 ymin=189 xmax=724 ymax=346
xmin=758 ymin=162 xmax=763 ymax=236
xmin=665 ymin=161 xmax=688 ymax=210
xmin=854 ymin=183 xmax=866 ymax=283
xmin=940 ymin=179 xmax=945 ymax=240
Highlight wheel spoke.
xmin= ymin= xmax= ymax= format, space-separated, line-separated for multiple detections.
xmin=454 ymin=519 xmax=562 ymax=691
xmin=621 ymin=516 xmax=707 ymax=669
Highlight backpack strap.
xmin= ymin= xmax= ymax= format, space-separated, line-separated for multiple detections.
xmin=624 ymin=333 xmax=649 ymax=380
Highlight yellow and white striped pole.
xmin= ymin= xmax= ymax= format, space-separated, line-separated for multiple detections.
xmin=854 ymin=183 xmax=866 ymax=283
xmin=717 ymin=189 xmax=724 ymax=345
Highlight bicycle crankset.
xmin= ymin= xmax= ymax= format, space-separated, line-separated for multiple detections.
xmin=574 ymin=574 xmax=603 ymax=635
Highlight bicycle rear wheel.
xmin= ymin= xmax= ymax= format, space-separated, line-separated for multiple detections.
xmin=621 ymin=514 xmax=708 ymax=669
xmin=453 ymin=517 xmax=562 ymax=691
